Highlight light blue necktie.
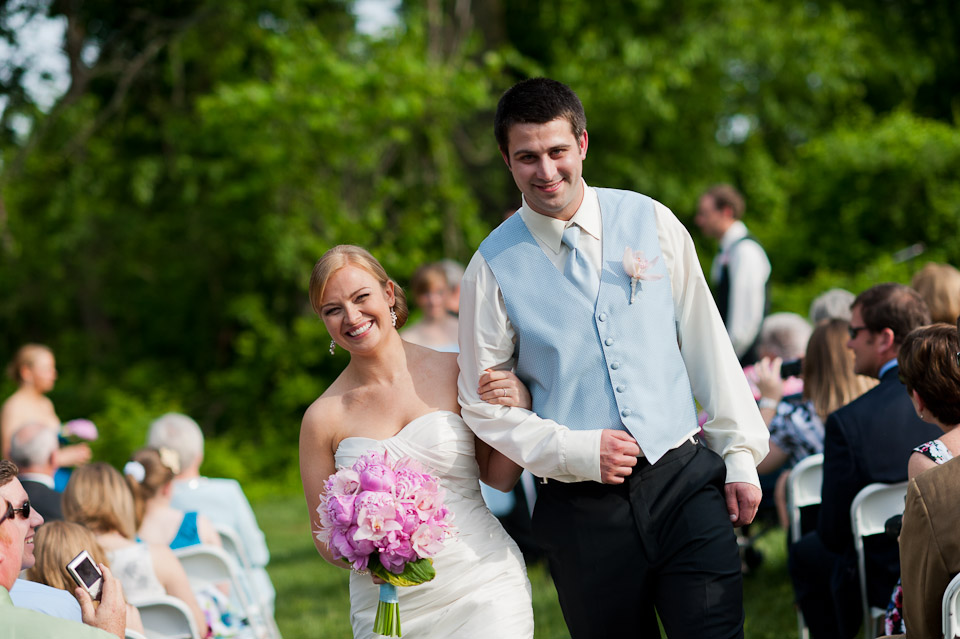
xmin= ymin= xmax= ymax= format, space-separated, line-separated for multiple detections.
xmin=561 ymin=224 xmax=600 ymax=303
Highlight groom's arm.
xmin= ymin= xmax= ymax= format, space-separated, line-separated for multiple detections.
xmin=654 ymin=202 xmax=768 ymax=488
xmin=457 ymin=252 xmax=605 ymax=483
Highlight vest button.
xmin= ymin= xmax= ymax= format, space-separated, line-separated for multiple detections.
xmin=611 ymin=362 xmax=620 ymax=370
xmin=616 ymin=385 xmax=625 ymax=393
xmin=605 ymin=338 xmax=614 ymax=346
xmin=598 ymin=313 xmax=607 ymax=321
xmin=621 ymin=408 xmax=632 ymax=417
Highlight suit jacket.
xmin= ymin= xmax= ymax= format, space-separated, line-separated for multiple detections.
xmin=21 ymin=477 xmax=63 ymax=521
xmin=899 ymin=456 xmax=960 ymax=639
xmin=818 ymin=365 xmax=942 ymax=606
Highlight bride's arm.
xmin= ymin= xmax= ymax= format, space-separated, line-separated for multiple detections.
xmin=474 ymin=370 xmax=530 ymax=491
xmin=300 ymin=398 xmax=349 ymax=569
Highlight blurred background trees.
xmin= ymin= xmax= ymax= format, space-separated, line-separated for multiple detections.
xmin=1 ymin=0 xmax=957 ymax=491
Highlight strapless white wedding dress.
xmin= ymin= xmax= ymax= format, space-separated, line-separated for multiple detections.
xmin=335 ymin=410 xmax=534 ymax=639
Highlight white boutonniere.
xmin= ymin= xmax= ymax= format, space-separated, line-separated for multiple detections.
xmin=622 ymin=247 xmax=663 ymax=304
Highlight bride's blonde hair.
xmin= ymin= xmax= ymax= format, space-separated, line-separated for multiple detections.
xmin=309 ymin=245 xmax=409 ymax=329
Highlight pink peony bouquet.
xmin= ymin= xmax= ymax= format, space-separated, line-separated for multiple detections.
xmin=61 ymin=419 xmax=99 ymax=442
xmin=315 ymin=451 xmax=455 ymax=636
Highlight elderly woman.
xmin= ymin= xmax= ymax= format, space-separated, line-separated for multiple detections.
xmin=62 ymin=463 xmax=209 ymax=635
xmin=27 ymin=520 xmax=145 ymax=635
xmin=883 ymin=322 xmax=960 ymax=634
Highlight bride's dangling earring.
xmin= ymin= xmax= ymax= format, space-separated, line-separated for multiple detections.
xmin=329 ymin=340 xmax=336 ymax=355
xmin=390 ymin=308 xmax=398 ymax=327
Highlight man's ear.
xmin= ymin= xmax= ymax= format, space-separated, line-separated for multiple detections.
xmin=877 ymin=327 xmax=897 ymax=352
xmin=500 ymin=148 xmax=512 ymax=169
xmin=579 ymin=129 xmax=589 ymax=159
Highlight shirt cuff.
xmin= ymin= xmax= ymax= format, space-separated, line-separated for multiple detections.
xmin=722 ymin=450 xmax=761 ymax=487
xmin=560 ymin=429 xmax=604 ymax=483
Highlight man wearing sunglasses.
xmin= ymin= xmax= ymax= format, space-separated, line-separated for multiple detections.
xmin=788 ymin=283 xmax=942 ymax=638
xmin=1 ymin=459 xmax=126 ymax=638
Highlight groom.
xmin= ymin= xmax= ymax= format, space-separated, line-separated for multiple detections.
xmin=458 ymin=78 xmax=768 ymax=638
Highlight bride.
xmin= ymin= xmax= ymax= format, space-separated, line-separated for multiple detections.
xmin=299 ymin=245 xmax=534 ymax=638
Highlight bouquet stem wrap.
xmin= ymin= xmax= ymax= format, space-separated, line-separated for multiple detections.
xmin=374 ymin=583 xmax=401 ymax=636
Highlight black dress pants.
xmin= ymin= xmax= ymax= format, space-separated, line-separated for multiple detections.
xmin=532 ymin=440 xmax=744 ymax=639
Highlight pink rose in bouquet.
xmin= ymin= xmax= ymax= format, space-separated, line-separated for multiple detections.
xmin=316 ymin=451 xmax=455 ymax=636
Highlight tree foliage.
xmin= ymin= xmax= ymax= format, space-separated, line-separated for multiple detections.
xmin=1 ymin=0 xmax=957 ymax=489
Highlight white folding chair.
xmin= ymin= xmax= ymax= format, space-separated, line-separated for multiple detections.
xmin=175 ymin=544 xmax=277 ymax=639
xmin=942 ymin=571 xmax=960 ymax=639
xmin=135 ymin=594 xmax=203 ymax=639
xmin=125 ymin=630 xmax=148 ymax=639
xmin=850 ymin=482 xmax=909 ymax=639
xmin=786 ymin=453 xmax=824 ymax=639
xmin=216 ymin=524 xmax=281 ymax=638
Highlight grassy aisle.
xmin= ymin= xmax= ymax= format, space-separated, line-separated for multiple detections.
xmin=255 ymin=495 xmax=796 ymax=638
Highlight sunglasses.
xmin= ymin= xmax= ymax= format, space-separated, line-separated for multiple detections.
xmin=0 ymin=498 xmax=31 ymax=525
xmin=848 ymin=325 xmax=870 ymax=340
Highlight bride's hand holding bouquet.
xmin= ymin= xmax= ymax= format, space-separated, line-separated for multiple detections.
xmin=315 ymin=451 xmax=455 ymax=637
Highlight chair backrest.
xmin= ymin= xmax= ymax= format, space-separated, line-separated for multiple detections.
xmin=174 ymin=544 xmax=281 ymax=639
xmin=125 ymin=630 xmax=148 ymax=639
xmin=135 ymin=594 xmax=202 ymax=639
xmin=216 ymin=524 xmax=251 ymax=569
xmin=788 ymin=453 xmax=824 ymax=542
xmin=943 ymin=571 xmax=960 ymax=639
xmin=850 ymin=481 xmax=909 ymax=639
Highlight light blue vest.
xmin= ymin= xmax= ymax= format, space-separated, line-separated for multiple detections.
xmin=479 ymin=188 xmax=698 ymax=464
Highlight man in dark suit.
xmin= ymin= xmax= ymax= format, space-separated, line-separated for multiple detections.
xmin=788 ymin=283 xmax=941 ymax=638
xmin=8 ymin=423 xmax=62 ymax=521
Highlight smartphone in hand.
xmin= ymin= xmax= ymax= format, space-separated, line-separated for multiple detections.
xmin=66 ymin=550 xmax=103 ymax=602
xmin=780 ymin=359 xmax=803 ymax=379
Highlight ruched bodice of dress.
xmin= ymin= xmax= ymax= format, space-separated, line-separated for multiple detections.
xmin=334 ymin=410 xmax=533 ymax=639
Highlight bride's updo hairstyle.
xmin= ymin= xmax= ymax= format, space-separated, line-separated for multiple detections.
xmin=309 ymin=245 xmax=409 ymax=329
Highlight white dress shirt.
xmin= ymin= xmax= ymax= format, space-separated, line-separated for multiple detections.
xmin=458 ymin=182 xmax=768 ymax=486
xmin=710 ymin=220 xmax=771 ymax=358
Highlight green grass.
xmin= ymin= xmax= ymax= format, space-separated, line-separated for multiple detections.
xmin=255 ymin=495 xmax=797 ymax=638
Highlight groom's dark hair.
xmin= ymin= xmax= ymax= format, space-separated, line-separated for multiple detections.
xmin=494 ymin=78 xmax=586 ymax=155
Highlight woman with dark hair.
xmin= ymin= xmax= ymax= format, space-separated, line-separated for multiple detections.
xmin=300 ymin=245 xmax=534 ymax=638
xmin=883 ymin=322 xmax=960 ymax=634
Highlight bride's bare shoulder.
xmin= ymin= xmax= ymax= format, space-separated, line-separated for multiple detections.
xmin=300 ymin=376 xmax=354 ymax=442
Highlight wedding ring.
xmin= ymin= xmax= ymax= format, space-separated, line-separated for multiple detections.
xmin=500 ymin=388 xmax=506 ymax=398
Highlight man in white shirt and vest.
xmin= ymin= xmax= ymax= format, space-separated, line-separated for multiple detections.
xmin=457 ymin=78 xmax=768 ymax=638
xmin=695 ymin=183 xmax=771 ymax=366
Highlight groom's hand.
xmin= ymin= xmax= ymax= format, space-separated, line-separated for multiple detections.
xmin=724 ymin=482 xmax=762 ymax=527
xmin=599 ymin=430 xmax=641 ymax=484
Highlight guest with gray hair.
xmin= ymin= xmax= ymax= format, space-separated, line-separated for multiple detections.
xmin=146 ymin=412 xmax=275 ymax=613
xmin=809 ymin=288 xmax=855 ymax=324
xmin=9 ymin=422 xmax=63 ymax=521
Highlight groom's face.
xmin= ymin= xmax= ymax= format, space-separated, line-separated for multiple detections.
xmin=501 ymin=118 xmax=588 ymax=222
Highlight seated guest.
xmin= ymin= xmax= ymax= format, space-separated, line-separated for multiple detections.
xmin=752 ymin=312 xmax=813 ymax=425
xmin=147 ymin=412 xmax=275 ymax=612
xmin=27 ymin=520 xmax=145 ymax=635
xmin=882 ymin=323 xmax=960 ymax=634
xmin=788 ymin=283 xmax=942 ymax=639
xmin=756 ymin=319 xmax=877 ymax=530
xmin=125 ymin=447 xmax=221 ymax=549
xmin=910 ymin=262 xmax=960 ymax=324
xmin=1 ymin=459 xmax=125 ymax=638
xmin=809 ymin=288 xmax=856 ymax=324
xmin=8 ymin=422 xmax=63 ymax=521
xmin=895 ymin=455 xmax=960 ymax=637
xmin=61 ymin=462 xmax=209 ymax=635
